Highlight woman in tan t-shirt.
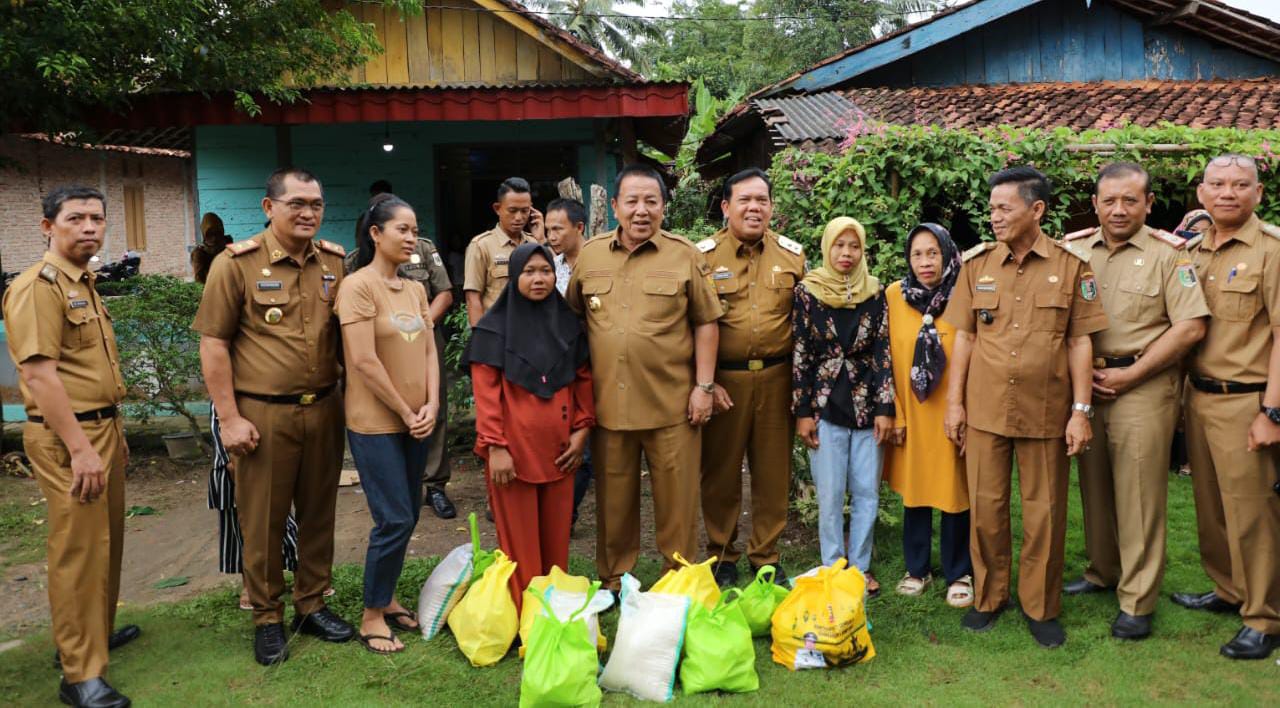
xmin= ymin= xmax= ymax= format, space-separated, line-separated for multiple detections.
xmin=335 ymin=194 xmax=440 ymax=655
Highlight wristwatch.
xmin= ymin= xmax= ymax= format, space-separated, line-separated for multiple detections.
xmin=696 ymin=382 xmax=716 ymax=394
xmin=1072 ymin=402 xmax=1094 ymax=419
xmin=1262 ymin=406 xmax=1280 ymax=425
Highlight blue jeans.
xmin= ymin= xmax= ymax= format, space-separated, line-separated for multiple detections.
xmin=808 ymin=419 xmax=882 ymax=571
xmin=348 ymin=431 xmax=430 ymax=608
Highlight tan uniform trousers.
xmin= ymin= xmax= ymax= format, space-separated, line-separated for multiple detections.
xmin=233 ymin=394 xmax=344 ymax=626
xmin=593 ymin=422 xmax=701 ymax=590
xmin=967 ymin=428 xmax=1070 ymax=621
xmin=1185 ymin=388 xmax=1280 ymax=634
xmin=1078 ymin=368 xmax=1180 ymax=616
xmin=24 ymin=417 xmax=126 ymax=683
xmin=700 ymin=363 xmax=792 ymax=566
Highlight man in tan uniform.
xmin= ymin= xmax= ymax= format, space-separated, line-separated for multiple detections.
xmin=463 ymin=176 xmax=540 ymax=326
xmin=565 ymin=164 xmax=723 ymax=591
xmin=943 ymin=166 xmax=1108 ymax=648
xmin=5 ymin=186 xmax=137 ymax=708
xmin=1172 ymin=154 xmax=1280 ymax=660
xmin=1060 ymin=162 xmax=1209 ymax=641
xmin=697 ymin=168 xmax=804 ymax=587
xmin=193 ymin=167 xmax=354 ymax=665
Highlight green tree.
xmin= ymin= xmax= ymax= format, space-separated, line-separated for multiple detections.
xmin=743 ymin=0 xmax=881 ymax=84
xmin=530 ymin=0 xmax=663 ymax=70
xmin=0 ymin=0 xmax=424 ymax=135
xmin=646 ymin=0 xmax=775 ymax=99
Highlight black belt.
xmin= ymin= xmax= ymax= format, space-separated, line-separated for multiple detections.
xmin=236 ymin=385 xmax=336 ymax=406
xmin=718 ymin=355 xmax=789 ymax=372
xmin=1094 ymin=355 xmax=1137 ymax=368
xmin=28 ymin=405 xmax=118 ymax=425
xmin=1189 ymin=376 xmax=1267 ymax=395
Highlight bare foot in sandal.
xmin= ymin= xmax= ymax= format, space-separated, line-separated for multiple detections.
xmin=383 ymin=599 xmax=420 ymax=632
xmin=359 ymin=611 xmax=404 ymax=654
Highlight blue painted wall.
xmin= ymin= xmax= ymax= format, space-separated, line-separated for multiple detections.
xmin=853 ymin=0 xmax=1279 ymax=87
xmin=194 ymin=118 xmax=615 ymax=251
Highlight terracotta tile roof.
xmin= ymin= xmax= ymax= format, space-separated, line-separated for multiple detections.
xmin=844 ymin=79 xmax=1280 ymax=131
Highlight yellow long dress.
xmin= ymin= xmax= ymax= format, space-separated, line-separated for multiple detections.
xmin=882 ymin=281 xmax=968 ymax=513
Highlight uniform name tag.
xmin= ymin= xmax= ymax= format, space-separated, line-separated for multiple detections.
xmin=712 ymin=271 xmax=733 ymax=280
xmin=69 ymin=299 xmax=89 ymax=309
xmin=256 ymin=280 xmax=283 ymax=291
xmin=495 ymin=256 xmax=509 ymax=265
xmin=322 ymin=273 xmax=337 ymax=282
xmin=976 ymin=283 xmax=996 ymax=292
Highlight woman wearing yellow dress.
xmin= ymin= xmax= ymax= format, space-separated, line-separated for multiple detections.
xmin=884 ymin=223 xmax=973 ymax=607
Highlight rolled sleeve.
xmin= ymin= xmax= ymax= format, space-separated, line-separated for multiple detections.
xmin=191 ymin=252 xmax=243 ymax=340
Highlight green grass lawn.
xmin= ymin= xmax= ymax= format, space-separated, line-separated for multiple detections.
xmin=1 ymin=468 xmax=1275 ymax=706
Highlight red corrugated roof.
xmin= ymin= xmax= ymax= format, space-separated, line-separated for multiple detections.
xmin=94 ymin=83 xmax=688 ymax=130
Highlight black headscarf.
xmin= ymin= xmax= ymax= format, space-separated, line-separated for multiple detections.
xmin=899 ymin=223 xmax=962 ymax=402
xmin=466 ymin=243 xmax=589 ymax=399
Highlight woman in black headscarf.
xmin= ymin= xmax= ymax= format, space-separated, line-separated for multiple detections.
xmin=469 ymin=243 xmax=595 ymax=607
xmin=882 ymin=223 xmax=974 ymax=608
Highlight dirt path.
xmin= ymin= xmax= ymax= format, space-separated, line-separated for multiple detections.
xmin=1 ymin=449 xmax=786 ymax=635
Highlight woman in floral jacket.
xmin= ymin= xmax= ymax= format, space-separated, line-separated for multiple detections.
xmin=792 ymin=216 xmax=895 ymax=596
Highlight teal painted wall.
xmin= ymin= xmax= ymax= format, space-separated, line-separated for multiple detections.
xmin=194 ymin=119 xmax=617 ymax=252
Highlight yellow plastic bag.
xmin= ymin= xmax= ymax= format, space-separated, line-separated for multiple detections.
xmin=770 ymin=559 xmax=875 ymax=670
xmin=519 ymin=566 xmax=610 ymax=657
xmin=650 ymin=552 xmax=721 ymax=610
xmin=447 ymin=550 xmax=519 ymax=667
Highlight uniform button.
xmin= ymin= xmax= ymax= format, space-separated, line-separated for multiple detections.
xmin=304 ymin=317 xmax=311 ymax=323
xmin=301 ymin=293 xmax=308 ymax=299
xmin=1011 ymin=351 xmax=1017 ymax=357
xmin=751 ymin=304 xmax=757 ymax=309
xmin=1102 ymin=283 xmax=1108 ymax=289
xmin=1017 ymin=269 xmax=1024 ymax=275
xmin=749 ymin=283 xmax=756 ymax=288
xmin=622 ymin=303 xmax=630 ymax=309
xmin=1013 ymin=323 xmax=1020 ymax=329
xmin=310 ymin=367 xmax=317 ymax=373
xmin=1008 ymin=378 xmax=1016 ymax=384
xmin=1015 ymin=296 xmax=1023 ymax=302
xmin=618 ymin=383 xmax=625 ymax=389
xmin=1208 ymin=275 xmax=1216 ymax=281
xmin=624 ymin=278 xmax=632 ymax=284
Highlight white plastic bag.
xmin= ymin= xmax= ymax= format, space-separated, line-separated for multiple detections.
xmin=529 ymin=586 xmax=614 ymax=653
xmin=418 ymin=543 xmax=473 ymax=640
xmin=598 ymin=574 xmax=691 ymax=702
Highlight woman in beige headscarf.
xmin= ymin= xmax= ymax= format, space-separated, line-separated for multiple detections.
xmin=791 ymin=217 xmax=895 ymax=596
xmin=191 ymin=212 xmax=231 ymax=283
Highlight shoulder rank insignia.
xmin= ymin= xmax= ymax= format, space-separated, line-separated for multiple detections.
xmin=962 ymin=242 xmax=995 ymax=262
xmin=1150 ymin=228 xmax=1188 ymax=249
xmin=226 ymin=240 xmax=261 ymax=257
xmin=696 ymin=238 xmax=717 ymax=253
xmin=1054 ymin=239 xmax=1091 ymax=263
xmin=1063 ymin=227 xmax=1097 ymax=242
xmin=316 ymin=239 xmax=346 ymax=257
xmin=1260 ymin=222 xmax=1280 ymax=241
xmin=776 ymin=235 xmax=804 ymax=256
xmin=38 ymin=264 xmax=58 ymax=283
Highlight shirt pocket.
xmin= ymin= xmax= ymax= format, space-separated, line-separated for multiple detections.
xmin=972 ymin=291 xmax=999 ymax=330
xmin=250 ymin=288 xmax=292 ymax=330
xmin=1116 ymin=277 xmax=1161 ymax=322
xmin=581 ymin=276 xmax=614 ymax=328
xmin=766 ymin=271 xmax=798 ymax=313
xmin=640 ymin=273 xmax=683 ymax=325
xmin=1032 ymin=290 xmax=1070 ymax=332
xmin=1217 ymin=276 xmax=1261 ymax=322
xmin=488 ymin=263 xmax=510 ymax=286
xmin=63 ymin=305 xmax=99 ymax=350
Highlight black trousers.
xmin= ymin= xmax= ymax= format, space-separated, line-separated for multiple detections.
xmin=902 ymin=505 xmax=973 ymax=583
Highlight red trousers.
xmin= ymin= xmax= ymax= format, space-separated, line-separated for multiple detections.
xmin=487 ymin=472 xmax=574 ymax=611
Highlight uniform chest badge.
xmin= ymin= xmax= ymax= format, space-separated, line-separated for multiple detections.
xmin=976 ymin=275 xmax=997 ymax=292
xmin=1080 ymin=272 xmax=1098 ymax=301
xmin=1133 ymin=258 xmax=1144 ymax=267
xmin=410 ymin=253 xmax=422 ymax=265
xmin=588 ymin=296 xmax=602 ymax=312
xmin=261 ymin=268 xmax=272 ymax=277
xmin=432 ymin=252 xmax=443 ymax=266
xmin=264 ymin=307 xmax=284 ymax=324
xmin=270 ymin=249 xmax=284 ymax=261
xmin=1177 ymin=259 xmax=1198 ymax=287
xmin=1048 ymin=275 xmax=1059 ymax=284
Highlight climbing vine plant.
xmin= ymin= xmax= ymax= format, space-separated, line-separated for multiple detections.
xmin=769 ymin=122 xmax=1280 ymax=280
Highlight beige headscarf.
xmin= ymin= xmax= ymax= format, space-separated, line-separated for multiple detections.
xmin=800 ymin=216 xmax=879 ymax=308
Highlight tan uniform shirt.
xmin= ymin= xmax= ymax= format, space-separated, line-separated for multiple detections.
xmin=3 ymin=251 xmax=126 ymax=416
xmin=344 ymin=238 xmax=452 ymax=301
xmin=943 ymin=232 xmax=1109 ymax=438
xmin=192 ymin=230 xmax=346 ymax=395
xmin=463 ymin=225 xmax=537 ymax=310
xmin=335 ymin=268 xmax=433 ymax=434
xmin=1188 ymin=214 xmax=1280 ymax=383
xmin=1073 ymin=226 xmax=1210 ymax=358
xmin=699 ymin=228 xmax=805 ymax=362
xmin=565 ymin=229 xmax=723 ymax=430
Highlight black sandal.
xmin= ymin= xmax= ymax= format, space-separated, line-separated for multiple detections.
xmin=384 ymin=611 xmax=420 ymax=633
xmin=358 ymin=632 xmax=402 ymax=655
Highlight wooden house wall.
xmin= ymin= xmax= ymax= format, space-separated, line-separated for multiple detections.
xmin=854 ymin=0 xmax=1279 ymax=87
xmin=332 ymin=0 xmax=593 ymax=86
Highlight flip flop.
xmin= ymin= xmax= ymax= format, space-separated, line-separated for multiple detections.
xmin=358 ymin=632 xmax=402 ymax=655
xmin=384 ymin=611 xmax=420 ymax=633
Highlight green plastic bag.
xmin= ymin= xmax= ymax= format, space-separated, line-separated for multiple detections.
xmin=468 ymin=512 xmax=497 ymax=584
xmin=679 ymin=589 xmax=758 ymax=695
xmin=519 ymin=583 xmax=603 ymax=708
xmin=738 ymin=565 xmax=790 ymax=637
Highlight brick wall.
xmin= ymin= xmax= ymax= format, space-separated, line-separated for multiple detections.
xmin=0 ymin=136 xmax=197 ymax=278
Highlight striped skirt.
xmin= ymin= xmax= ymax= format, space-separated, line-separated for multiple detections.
xmin=208 ymin=405 xmax=299 ymax=574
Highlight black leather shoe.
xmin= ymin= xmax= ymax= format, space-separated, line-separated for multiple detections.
xmin=1220 ymin=626 xmax=1278 ymax=660
xmin=1025 ymin=614 xmax=1066 ymax=648
xmin=426 ymin=488 xmax=456 ymax=519
xmin=58 ymin=677 xmax=130 ymax=708
xmin=752 ymin=562 xmax=788 ymax=586
xmin=1171 ymin=590 xmax=1241 ymax=614
xmin=961 ymin=605 xmax=1006 ymax=632
xmin=711 ymin=561 xmax=739 ymax=588
xmin=254 ymin=623 xmax=289 ymax=666
xmin=1111 ymin=611 xmax=1152 ymax=640
xmin=291 ymin=607 xmax=354 ymax=643
xmin=54 ymin=625 xmax=143 ymax=669
xmin=1063 ymin=577 xmax=1110 ymax=595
